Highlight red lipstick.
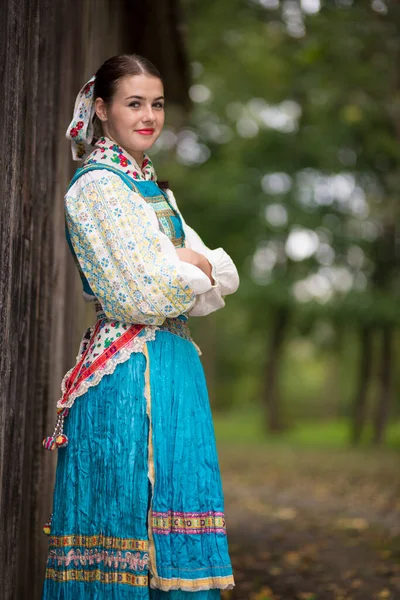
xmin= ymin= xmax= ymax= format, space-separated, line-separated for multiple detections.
xmin=136 ymin=129 xmax=155 ymax=135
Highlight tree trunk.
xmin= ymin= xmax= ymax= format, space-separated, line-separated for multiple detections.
xmin=350 ymin=326 xmax=373 ymax=445
xmin=262 ymin=307 xmax=289 ymax=433
xmin=372 ymin=327 xmax=394 ymax=446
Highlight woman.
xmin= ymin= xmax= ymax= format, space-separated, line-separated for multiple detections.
xmin=41 ymin=54 xmax=239 ymax=599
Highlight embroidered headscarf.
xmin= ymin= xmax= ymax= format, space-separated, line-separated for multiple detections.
xmin=66 ymin=75 xmax=158 ymax=180
xmin=66 ymin=75 xmax=102 ymax=161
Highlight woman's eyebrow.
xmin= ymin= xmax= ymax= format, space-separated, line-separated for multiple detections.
xmin=126 ymin=95 xmax=165 ymax=100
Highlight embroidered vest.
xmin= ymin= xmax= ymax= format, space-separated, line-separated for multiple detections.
xmin=42 ymin=165 xmax=198 ymax=454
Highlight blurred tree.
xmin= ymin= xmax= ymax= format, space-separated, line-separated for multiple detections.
xmin=155 ymin=0 xmax=400 ymax=443
xmin=351 ymin=326 xmax=373 ymax=444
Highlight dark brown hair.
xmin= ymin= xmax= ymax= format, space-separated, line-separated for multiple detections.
xmin=94 ymin=54 xmax=163 ymax=105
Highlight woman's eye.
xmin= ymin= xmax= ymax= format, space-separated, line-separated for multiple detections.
xmin=128 ymin=101 xmax=164 ymax=110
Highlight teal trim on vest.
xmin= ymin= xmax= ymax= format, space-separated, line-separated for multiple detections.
xmin=69 ymin=163 xmax=173 ymax=203
xmin=68 ymin=163 xmax=185 ymax=235
xmin=68 ymin=163 xmax=138 ymax=191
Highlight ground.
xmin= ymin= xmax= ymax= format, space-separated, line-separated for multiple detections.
xmin=216 ymin=440 xmax=400 ymax=600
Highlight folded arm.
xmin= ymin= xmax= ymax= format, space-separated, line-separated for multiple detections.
xmin=165 ymin=189 xmax=240 ymax=317
xmin=65 ymin=170 xmax=215 ymax=325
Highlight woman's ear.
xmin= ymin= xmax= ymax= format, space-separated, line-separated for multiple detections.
xmin=95 ymin=97 xmax=108 ymax=122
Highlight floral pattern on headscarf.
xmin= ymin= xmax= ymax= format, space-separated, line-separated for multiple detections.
xmin=66 ymin=76 xmax=98 ymax=161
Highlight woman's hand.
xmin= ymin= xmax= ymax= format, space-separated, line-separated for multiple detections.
xmin=176 ymin=248 xmax=214 ymax=284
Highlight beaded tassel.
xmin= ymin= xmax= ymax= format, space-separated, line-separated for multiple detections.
xmin=43 ymin=512 xmax=53 ymax=535
xmin=42 ymin=407 xmax=69 ymax=451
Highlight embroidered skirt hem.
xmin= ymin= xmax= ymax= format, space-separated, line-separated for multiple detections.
xmin=41 ymin=330 xmax=234 ymax=599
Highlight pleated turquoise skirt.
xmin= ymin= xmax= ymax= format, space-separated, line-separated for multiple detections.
xmin=41 ymin=330 xmax=234 ymax=599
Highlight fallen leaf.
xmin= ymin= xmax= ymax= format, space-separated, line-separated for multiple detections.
xmin=275 ymin=507 xmax=297 ymax=520
xmin=283 ymin=551 xmax=301 ymax=566
xmin=251 ymin=586 xmax=275 ymax=600
xmin=336 ymin=517 xmax=369 ymax=531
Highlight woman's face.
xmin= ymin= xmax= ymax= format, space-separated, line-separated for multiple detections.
xmin=95 ymin=74 xmax=165 ymax=163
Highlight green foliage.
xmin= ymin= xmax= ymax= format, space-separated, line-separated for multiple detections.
xmin=152 ymin=1 xmax=400 ymax=431
xmin=213 ymin=410 xmax=400 ymax=450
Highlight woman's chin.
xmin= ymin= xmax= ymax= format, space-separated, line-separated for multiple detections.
xmin=129 ymin=137 xmax=156 ymax=153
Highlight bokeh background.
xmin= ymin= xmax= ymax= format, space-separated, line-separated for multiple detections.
xmin=155 ymin=0 xmax=400 ymax=450
xmin=1 ymin=1 xmax=399 ymax=599
xmin=153 ymin=6 xmax=400 ymax=596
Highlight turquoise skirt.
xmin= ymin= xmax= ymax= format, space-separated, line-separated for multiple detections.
xmin=41 ymin=330 xmax=234 ymax=599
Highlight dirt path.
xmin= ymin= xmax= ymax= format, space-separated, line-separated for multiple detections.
xmin=218 ymin=444 xmax=400 ymax=600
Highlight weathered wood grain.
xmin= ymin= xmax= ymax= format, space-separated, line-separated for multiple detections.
xmin=0 ymin=2 xmax=189 ymax=598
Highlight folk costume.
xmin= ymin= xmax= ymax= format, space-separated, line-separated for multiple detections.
xmin=41 ymin=75 xmax=239 ymax=599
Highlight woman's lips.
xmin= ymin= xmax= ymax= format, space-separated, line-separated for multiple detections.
xmin=135 ymin=129 xmax=155 ymax=135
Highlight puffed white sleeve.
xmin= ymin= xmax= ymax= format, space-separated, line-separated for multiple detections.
xmin=165 ymin=189 xmax=240 ymax=317
xmin=65 ymin=170 xmax=215 ymax=325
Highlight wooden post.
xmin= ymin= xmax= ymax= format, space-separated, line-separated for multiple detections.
xmin=0 ymin=1 xmax=190 ymax=598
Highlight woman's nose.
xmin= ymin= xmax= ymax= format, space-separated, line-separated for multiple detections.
xmin=143 ymin=105 xmax=155 ymax=122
